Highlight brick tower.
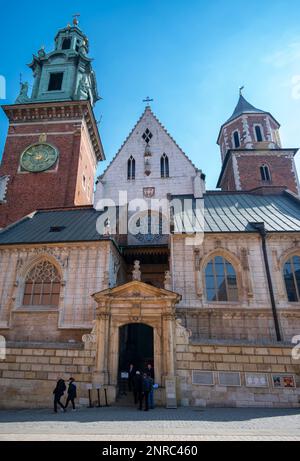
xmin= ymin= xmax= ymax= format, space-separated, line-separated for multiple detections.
xmin=0 ymin=18 xmax=105 ymax=228
xmin=216 ymin=91 xmax=299 ymax=194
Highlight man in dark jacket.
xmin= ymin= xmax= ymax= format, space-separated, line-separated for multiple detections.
xmin=65 ymin=377 xmax=77 ymax=411
xmin=142 ymin=373 xmax=152 ymax=411
xmin=128 ymin=364 xmax=136 ymax=392
xmin=133 ymin=371 xmax=143 ymax=407
xmin=53 ymin=378 xmax=66 ymax=413
xmin=145 ymin=363 xmax=154 ymax=380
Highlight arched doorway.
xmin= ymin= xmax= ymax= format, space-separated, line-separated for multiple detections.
xmin=119 ymin=324 xmax=154 ymax=374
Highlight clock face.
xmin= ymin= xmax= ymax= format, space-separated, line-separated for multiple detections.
xmin=20 ymin=144 xmax=58 ymax=172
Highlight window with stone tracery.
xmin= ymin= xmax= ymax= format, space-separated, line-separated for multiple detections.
xmin=205 ymin=256 xmax=238 ymax=302
xmin=23 ymin=260 xmax=61 ymax=307
xmin=284 ymin=256 xmax=300 ymax=302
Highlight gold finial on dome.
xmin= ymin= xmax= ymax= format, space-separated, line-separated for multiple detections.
xmin=73 ymin=14 xmax=80 ymax=26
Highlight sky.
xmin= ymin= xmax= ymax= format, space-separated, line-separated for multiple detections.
xmin=1 ymin=0 xmax=300 ymax=189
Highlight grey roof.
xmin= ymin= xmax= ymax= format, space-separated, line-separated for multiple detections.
xmin=0 ymin=192 xmax=300 ymax=246
xmin=172 ymin=192 xmax=300 ymax=233
xmin=0 ymin=207 xmax=107 ymax=245
xmin=226 ymin=94 xmax=265 ymax=124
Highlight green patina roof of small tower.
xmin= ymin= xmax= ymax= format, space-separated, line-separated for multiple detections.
xmin=226 ymin=94 xmax=265 ymax=123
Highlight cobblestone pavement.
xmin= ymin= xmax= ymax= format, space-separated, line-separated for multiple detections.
xmin=0 ymin=406 xmax=300 ymax=441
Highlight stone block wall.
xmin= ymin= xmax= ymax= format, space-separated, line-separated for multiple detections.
xmin=176 ymin=340 xmax=300 ymax=408
xmin=0 ymin=345 xmax=95 ymax=409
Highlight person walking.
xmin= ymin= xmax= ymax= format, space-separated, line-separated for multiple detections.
xmin=133 ymin=371 xmax=143 ymax=406
xmin=65 ymin=377 xmax=77 ymax=411
xmin=53 ymin=378 xmax=66 ymax=413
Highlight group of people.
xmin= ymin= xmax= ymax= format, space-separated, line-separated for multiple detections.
xmin=53 ymin=377 xmax=77 ymax=413
xmin=128 ymin=363 xmax=155 ymax=411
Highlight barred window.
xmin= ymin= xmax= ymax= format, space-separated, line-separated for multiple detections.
xmin=23 ymin=260 xmax=61 ymax=307
xmin=284 ymin=256 xmax=300 ymax=302
xmin=205 ymin=256 xmax=238 ymax=302
xmin=260 ymin=164 xmax=271 ymax=182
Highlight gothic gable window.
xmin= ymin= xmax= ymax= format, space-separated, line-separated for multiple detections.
xmin=205 ymin=256 xmax=238 ymax=302
xmin=127 ymin=156 xmax=136 ymax=180
xmin=23 ymin=260 xmax=61 ymax=307
xmin=260 ymin=164 xmax=271 ymax=182
xmin=284 ymin=256 xmax=300 ymax=302
xmin=233 ymin=131 xmax=240 ymax=148
xmin=255 ymin=125 xmax=263 ymax=142
xmin=142 ymin=129 xmax=153 ymax=144
xmin=160 ymin=154 xmax=169 ymax=178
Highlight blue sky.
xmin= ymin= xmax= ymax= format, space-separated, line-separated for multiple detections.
xmin=1 ymin=0 xmax=300 ymax=189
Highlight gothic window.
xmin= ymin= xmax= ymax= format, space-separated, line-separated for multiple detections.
xmin=62 ymin=38 xmax=71 ymax=50
xmin=48 ymin=72 xmax=64 ymax=91
xmin=284 ymin=256 xmax=300 ymax=302
xmin=23 ymin=260 xmax=61 ymax=307
xmin=142 ymin=129 xmax=153 ymax=144
xmin=260 ymin=164 xmax=271 ymax=182
xmin=233 ymin=131 xmax=240 ymax=148
xmin=205 ymin=256 xmax=238 ymax=302
xmin=255 ymin=125 xmax=263 ymax=142
xmin=160 ymin=154 xmax=169 ymax=178
xmin=127 ymin=156 xmax=136 ymax=180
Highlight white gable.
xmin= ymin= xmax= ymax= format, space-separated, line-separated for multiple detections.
xmin=95 ymin=107 xmax=205 ymax=205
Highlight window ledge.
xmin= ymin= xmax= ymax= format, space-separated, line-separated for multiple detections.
xmin=14 ymin=306 xmax=59 ymax=313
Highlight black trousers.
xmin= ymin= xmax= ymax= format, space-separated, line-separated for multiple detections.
xmin=140 ymin=391 xmax=149 ymax=411
xmin=65 ymin=396 xmax=76 ymax=410
xmin=54 ymin=395 xmax=65 ymax=412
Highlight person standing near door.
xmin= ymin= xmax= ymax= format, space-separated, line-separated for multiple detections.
xmin=142 ymin=373 xmax=151 ymax=411
xmin=133 ymin=371 xmax=143 ymax=406
xmin=145 ymin=363 xmax=154 ymax=380
xmin=128 ymin=363 xmax=136 ymax=392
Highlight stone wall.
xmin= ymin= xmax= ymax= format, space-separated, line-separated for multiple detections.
xmin=0 ymin=344 xmax=94 ymax=409
xmin=176 ymin=339 xmax=300 ymax=408
xmin=172 ymin=233 xmax=300 ymax=342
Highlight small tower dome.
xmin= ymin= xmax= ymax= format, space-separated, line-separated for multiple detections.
xmin=17 ymin=19 xmax=100 ymax=107
xmin=217 ymin=91 xmax=281 ymax=161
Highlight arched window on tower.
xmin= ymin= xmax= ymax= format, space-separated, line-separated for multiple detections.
xmin=62 ymin=38 xmax=71 ymax=50
xmin=233 ymin=131 xmax=240 ymax=148
xmin=160 ymin=154 xmax=169 ymax=178
xmin=205 ymin=256 xmax=238 ymax=302
xmin=260 ymin=164 xmax=271 ymax=182
xmin=255 ymin=125 xmax=263 ymax=142
xmin=23 ymin=260 xmax=61 ymax=307
xmin=283 ymin=256 xmax=300 ymax=302
xmin=127 ymin=156 xmax=136 ymax=180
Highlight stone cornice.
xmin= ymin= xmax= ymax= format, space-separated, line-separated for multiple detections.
xmin=1 ymin=101 xmax=105 ymax=161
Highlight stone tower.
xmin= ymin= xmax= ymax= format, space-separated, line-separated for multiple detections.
xmin=0 ymin=19 xmax=105 ymax=228
xmin=216 ymin=91 xmax=299 ymax=194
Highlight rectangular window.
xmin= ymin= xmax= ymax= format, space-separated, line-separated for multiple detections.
xmin=82 ymin=175 xmax=86 ymax=190
xmin=48 ymin=72 xmax=64 ymax=91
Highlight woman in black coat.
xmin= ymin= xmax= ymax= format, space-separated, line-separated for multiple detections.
xmin=53 ymin=378 xmax=66 ymax=413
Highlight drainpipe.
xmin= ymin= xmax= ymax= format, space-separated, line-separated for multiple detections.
xmin=250 ymin=222 xmax=282 ymax=342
